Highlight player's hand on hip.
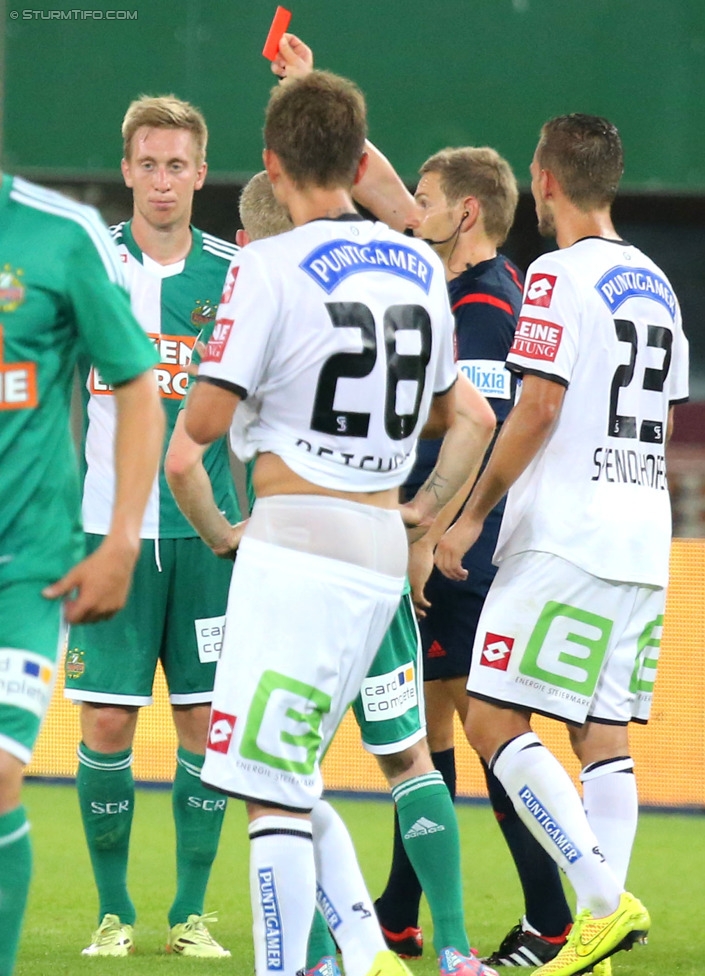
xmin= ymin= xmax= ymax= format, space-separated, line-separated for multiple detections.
xmin=408 ymin=540 xmax=433 ymax=619
xmin=434 ymin=517 xmax=482 ymax=582
xmin=271 ymin=33 xmax=314 ymax=81
xmin=42 ymin=537 xmax=139 ymax=623
xmin=398 ymin=499 xmax=434 ymax=544
xmin=211 ymin=518 xmax=249 ymax=560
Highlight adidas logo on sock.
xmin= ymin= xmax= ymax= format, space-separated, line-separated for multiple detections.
xmin=404 ymin=817 xmax=445 ymax=839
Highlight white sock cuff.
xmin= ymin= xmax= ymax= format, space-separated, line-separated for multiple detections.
xmin=580 ymin=756 xmax=634 ymax=782
xmin=491 ymin=731 xmax=542 ymax=778
xmin=391 ymin=770 xmax=445 ymax=804
xmin=0 ymin=820 xmax=30 ymax=848
xmin=248 ymin=815 xmax=313 ymax=841
xmin=76 ymin=743 xmax=134 ymax=771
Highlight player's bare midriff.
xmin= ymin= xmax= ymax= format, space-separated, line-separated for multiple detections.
xmin=252 ymin=452 xmax=400 ymax=509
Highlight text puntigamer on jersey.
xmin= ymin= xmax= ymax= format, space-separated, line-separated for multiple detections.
xmin=300 ymin=239 xmax=433 ymax=295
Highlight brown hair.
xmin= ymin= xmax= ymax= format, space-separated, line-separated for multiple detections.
xmin=264 ymin=71 xmax=367 ymax=189
xmin=536 ymin=114 xmax=623 ymax=210
xmin=419 ymin=146 xmax=518 ymax=245
xmin=122 ymin=95 xmax=208 ymax=163
xmin=239 ymin=171 xmax=293 ymax=240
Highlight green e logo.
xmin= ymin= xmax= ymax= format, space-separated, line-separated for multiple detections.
xmin=520 ymin=601 xmax=613 ymax=696
xmin=240 ymin=669 xmax=331 ymax=774
xmin=630 ymin=615 xmax=663 ymax=694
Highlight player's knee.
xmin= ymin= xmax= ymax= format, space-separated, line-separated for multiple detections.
xmin=463 ymin=703 xmax=497 ymax=761
xmin=81 ymin=703 xmax=138 ymax=752
xmin=376 ymin=740 xmax=431 ymax=784
xmin=568 ymin=719 xmax=629 ymax=767
xmin=172 ymin=702 xmax=212 ymax=752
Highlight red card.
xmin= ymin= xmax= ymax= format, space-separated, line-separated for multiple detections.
xmin=262 ymin=6 xmax=292 ymax=61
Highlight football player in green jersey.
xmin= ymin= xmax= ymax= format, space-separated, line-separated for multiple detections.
xmin=64 ymin=96 xmax=240 ymax=959
xmin=0 ymin=173 xmax=163 ymax=976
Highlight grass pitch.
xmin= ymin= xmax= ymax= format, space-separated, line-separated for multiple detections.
xmin=17 ymin=782 xmax=704 ymax=975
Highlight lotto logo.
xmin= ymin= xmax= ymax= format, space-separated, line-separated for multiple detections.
xmin=204 ymin=317 xmax=234 ymax=363
xmin=525 ymin=273 xmax=557 ymax=307
xmin=481 ymin=632 xmax=514 ymax=670
xmin=511 ymin=317 xmax=563 ymax=362
xmin=207 ymin=710 xmax=236 ymax=753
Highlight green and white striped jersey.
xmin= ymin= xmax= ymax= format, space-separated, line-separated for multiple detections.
xmin=81 ymin=219 xmax=241 ymax=538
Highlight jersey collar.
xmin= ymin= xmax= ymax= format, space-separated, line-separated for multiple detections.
xmin=573 ymin=235 xmax=630 ymax=246
xmin=122 ymin=219 xmax=204 ymax=267
xmin=305 ymin=212 xmax=367 ymax=225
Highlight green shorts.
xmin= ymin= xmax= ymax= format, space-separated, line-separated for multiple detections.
xmin=352 ymin=591 xmax=426 ymax=754
xmin=64 ymin=535 xmax=233 ymax=706
xmin=0 ymin=580 xmax=65 ymax=763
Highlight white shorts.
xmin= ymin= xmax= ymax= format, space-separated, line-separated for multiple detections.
xmin=201 ymin=496 xmax=406 ymax=811
xmin=467 ymin=551 xmax=665 ymax=725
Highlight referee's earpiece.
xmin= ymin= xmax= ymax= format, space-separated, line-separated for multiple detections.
xmin=462 ymin=211 xmax=469 ymax=219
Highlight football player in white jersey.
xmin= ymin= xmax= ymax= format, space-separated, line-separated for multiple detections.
xmin=436 ymin=114 xmax=689 ymax=976
xmin=270 ymin=34 xmax=574 ymax=969
xmin=184 ymin=72 xmax=496 ymax=976
xmin=169 ymin=171 xmax=500 ymax=976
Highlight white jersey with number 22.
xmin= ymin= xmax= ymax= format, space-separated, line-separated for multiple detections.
xmin=496 ymin=237 xmax=689 ymax=587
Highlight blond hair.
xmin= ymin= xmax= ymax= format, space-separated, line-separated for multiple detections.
xmin=122 ymin=95 xmax=208 ymax=163
xmin=239 ymin=171 xmax=293 ymax=240
xmin=420 ymin=146 xmax=518 ymax=245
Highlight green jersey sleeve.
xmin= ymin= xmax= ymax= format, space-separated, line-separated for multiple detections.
xmin=66 ymin=224 xmax=158 ymax=385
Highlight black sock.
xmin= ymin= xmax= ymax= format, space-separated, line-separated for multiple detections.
xmin=482 ymin=758 xmax=572 ymax=937
xmin=431 ymin=747 xmax=457 ymax=800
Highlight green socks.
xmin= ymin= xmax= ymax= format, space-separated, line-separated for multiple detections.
xmin=0 ymin=805 xmax=32 ymax=976
xmin=168 ymin=747 xmax=226 ymax=927
xmin=392 ymin=771 xmax=469 ymax=954
xmin=306 ymin=905 xmax=338 ymax=969
xmin=77 ymin=742 xmax=136 ymax=925
xmin=77 ymin=743 xmax=226 ymax=929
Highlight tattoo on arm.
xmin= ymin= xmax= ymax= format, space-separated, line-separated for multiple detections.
xmin=422 ymin=468 xmax=449 ymax=502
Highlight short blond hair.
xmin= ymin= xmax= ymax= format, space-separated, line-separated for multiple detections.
xmin=420 ymin=146 xmax=518 ymax=245
xmin=122 ymin=95 xmax=208 ymax=163
xmin=239 ymin=171 xmax=293 ymax=240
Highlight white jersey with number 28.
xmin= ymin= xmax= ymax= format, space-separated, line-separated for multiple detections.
xmin=199 ymin=217 xmax=457 ymax=492
xmin=496 ymin=237 xmax=689 ymax=587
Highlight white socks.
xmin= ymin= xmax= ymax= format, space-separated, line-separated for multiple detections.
xmin=492 ymin=732 xmax=622 ymax=917
xmin=581 ymin=756 xmax=637 ymax=888
xmin=311 ymin=799 xmax=386 ymax=976
xmin=249 ymin=814 xmax=316 ymax=976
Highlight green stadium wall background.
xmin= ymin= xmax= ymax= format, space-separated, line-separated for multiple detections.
xmin=3 ymin=0 xmax=705 ymax=390
xmin=3 ymin=0 xmax=705 ymax=189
